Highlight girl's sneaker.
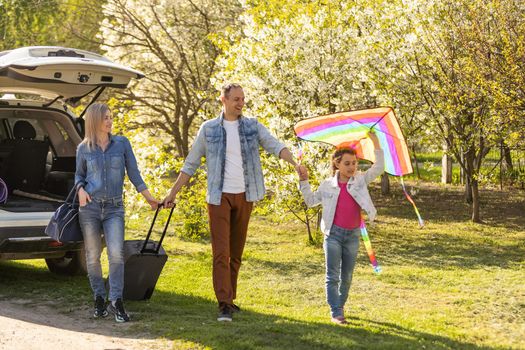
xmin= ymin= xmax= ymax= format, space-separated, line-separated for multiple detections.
xmin=107 ymin=298 xmax=130 ymax=323
xmin=94 ymin=296 xmax=108 ymax=318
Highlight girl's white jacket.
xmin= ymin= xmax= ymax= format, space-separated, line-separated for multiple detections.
xmin=299 ymin=149 xmax=384 ymax=235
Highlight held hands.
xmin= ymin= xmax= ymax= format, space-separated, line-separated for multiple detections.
xmin=78 ymin=187 xmax=91 ymax=207
xmin=296 ymin=164 xmax=308 ymax=181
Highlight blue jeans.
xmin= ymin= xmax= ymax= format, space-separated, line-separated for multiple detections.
xmin=323 ymin=224 xmax=360 ymax=318
xmin=79 ymin=197 xmax=125 ymax=301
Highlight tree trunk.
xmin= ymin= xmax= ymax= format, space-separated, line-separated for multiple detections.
xmin=441 ymin=153 xmax=452 ymax=183
xmin=502 ymin=144 xmax=513 ymax=171
xmin=305 ymin=210 xmax=314 ymax=244
xmin=465 ymin=176 xmax=473 ymax=204
xmin=502 ymin=144 xmax=514 ymax=186
xmin=463 ymin=147 xmax=475 ymax=205
xmin=471 ymin=179 xmax=481 ymax=223
xmin=459 ymin=148 xmax=465 ymax=185
xmin=411 ymin=145 xmax=421 ymax=179
xmin=381 ymin=173 xmax=390 ymax=195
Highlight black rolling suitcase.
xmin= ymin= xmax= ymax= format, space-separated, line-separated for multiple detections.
xmin=123 ymin=205 xmax=174 ymax=301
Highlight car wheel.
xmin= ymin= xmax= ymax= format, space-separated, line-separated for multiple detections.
xmin=45 ymin=245 xmax=87 ymax=275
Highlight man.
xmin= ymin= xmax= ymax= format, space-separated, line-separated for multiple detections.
xmin=163 ymin=83 xmax=302 ymax=322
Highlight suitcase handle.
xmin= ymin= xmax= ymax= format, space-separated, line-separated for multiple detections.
xmin=141 ymin=204 xmax=175 ymax=254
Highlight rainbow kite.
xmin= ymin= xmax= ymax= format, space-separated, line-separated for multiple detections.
xmin=294 ymin=107 xmax=412 ymax=176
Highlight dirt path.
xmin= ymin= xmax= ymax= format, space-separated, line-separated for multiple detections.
xmin=0 ymin=299 xmax=172 ymax=350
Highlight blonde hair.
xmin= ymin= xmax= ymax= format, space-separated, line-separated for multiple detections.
xmin=82 ymin=103 xmax=110 ymax=150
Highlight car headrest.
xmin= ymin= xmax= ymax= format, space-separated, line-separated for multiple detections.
xmin=13 ymin=120 xmax=36 ymax=140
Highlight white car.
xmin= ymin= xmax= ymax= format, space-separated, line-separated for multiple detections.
xmin=0 ymin=46 xmax=143 ymax=274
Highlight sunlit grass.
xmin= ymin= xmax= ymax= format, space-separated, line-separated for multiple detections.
xmin=0 ymin=183 xmax=523 ymax=349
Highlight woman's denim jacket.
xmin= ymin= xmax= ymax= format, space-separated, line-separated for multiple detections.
xmin=299 ymin=149 xmax=384 ymax=235
xmin=75 ymin=135 xmax=147 ymax=199
xmin=181 ymin=113 xmax=285 ymax=205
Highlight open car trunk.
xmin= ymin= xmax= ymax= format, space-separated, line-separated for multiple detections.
xmin=0 ymin=105 xmax=81 ymax=212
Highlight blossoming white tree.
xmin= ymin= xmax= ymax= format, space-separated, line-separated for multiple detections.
xmin=99 ymin=0 xmax=241 ymax=157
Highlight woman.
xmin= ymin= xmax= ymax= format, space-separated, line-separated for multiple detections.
xmin=75 ymin=103 xmax=158 ymax=323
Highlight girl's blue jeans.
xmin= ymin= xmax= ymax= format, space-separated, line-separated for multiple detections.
xmin=79 ymin=197 xmax=125 ymax=301
xmin=323 ymin=224 xmax=360 ymax=318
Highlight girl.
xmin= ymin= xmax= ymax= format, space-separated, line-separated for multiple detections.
xmin=298 ymin=132 xmax=383 ymax=324
xmin=75 ymin=103 xmax=159 ymax=323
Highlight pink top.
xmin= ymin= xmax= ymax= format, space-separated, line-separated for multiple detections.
xmin=333 ymin=182 xmax=361 ymax=230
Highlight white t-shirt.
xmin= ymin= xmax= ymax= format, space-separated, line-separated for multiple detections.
xmin=222 ymin=119 xmax=246 ymax=194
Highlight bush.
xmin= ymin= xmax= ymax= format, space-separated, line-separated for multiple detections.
xmin=174 ymin=167 xmax=210 ymax=241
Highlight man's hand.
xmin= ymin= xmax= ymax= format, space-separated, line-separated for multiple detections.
xmin=162 ymin=193 xmax=177 ymax=208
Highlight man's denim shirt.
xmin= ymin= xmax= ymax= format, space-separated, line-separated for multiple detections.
xmin=75 ymin=135 xmax=147 ymax=199
xmin=181 ymin=113 xmax=285 ymax=205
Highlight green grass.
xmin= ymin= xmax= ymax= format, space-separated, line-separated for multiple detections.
xmin=0 ymin=183 xmax=524 ymax=349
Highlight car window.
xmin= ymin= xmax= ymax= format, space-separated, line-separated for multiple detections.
xmin=3 ymin=118 xmax=76 ymax=157
xmin=42 ymin=120 xmax=76 ymax=157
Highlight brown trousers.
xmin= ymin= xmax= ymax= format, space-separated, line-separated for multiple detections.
xmin=208 ymin=193 xmax=253 ymax=306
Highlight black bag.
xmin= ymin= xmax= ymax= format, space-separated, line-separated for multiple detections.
xmin=123 ymin=205 xmax=174 ymax=301
xmin=44 ymin=186 xmax=83 ymax=242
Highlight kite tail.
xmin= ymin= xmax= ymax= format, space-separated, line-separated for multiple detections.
xmin=400 ymin=176 xmax=425 ymax=227
xmin=359 ymin=218 xmax=382 ymax=274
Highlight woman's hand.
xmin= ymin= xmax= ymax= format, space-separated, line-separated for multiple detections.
xmin=146 ymin=197 xmax=160 ymax=210
xmin=141 ymin=189 xmax=160 ymax=209
xmin=78 ymin=187 xmax=91 ymax=207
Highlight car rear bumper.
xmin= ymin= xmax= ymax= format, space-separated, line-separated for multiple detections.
xmin=0 ymin=226 xmax=83 ymax=260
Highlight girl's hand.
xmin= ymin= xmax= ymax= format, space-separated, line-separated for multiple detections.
xmin=367 ymin=130 xmax=381 ymax=149
xmin=78 ymin=187 xmax=91 ymax=207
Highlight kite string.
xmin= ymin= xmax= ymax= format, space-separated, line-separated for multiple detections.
xmin=360 ymin=217 xmax=382 ymax=274
xmin=400 ymin=176 xmax=425 ymax=227
xmin=296 ymin=141 xmax=304 ymax=164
